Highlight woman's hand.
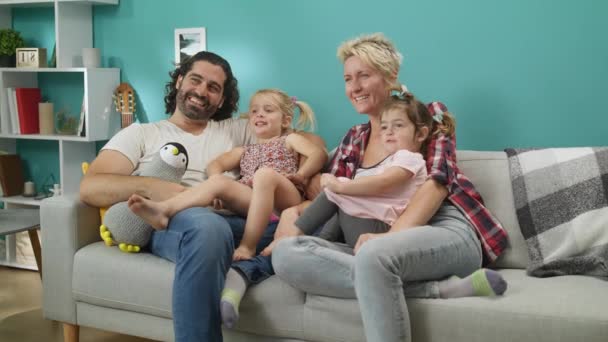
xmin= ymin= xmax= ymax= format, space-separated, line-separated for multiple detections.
xmin=354 ymin=232 xmax=387 ymax=254
xmin=260 ymin=206 xmax=304 ymax=256
xmin=320 ymin=173 xmax=342 ymax=193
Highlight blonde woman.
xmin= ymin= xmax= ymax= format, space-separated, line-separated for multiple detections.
xmin=271 ymin=34 xmax=508 ymax=342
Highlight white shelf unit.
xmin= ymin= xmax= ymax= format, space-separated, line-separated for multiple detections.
xmin=0 ymin=0 xmax=119 ymax=68
xmin=0 ymin=67 xmax=121 ymax=193
xmin=0 ymin=1 xmax=118 ymax=4
xmin=0 ymin=195 xmax=43 ymax=206
xmin=0 ymin=0 xmax=119 ymax=270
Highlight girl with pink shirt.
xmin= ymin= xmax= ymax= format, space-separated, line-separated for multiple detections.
xmin=294 ymin=93 xmax=432 ymax=246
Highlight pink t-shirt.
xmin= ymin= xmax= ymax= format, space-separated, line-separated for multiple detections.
xmin=325 ymin=149 xmax=427 ymax=225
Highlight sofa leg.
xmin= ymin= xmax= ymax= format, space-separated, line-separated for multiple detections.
xmin=63 ymin=323 xmax=79 ymax=342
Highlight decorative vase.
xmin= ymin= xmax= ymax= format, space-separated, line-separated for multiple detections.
xmin=0 ymin=54 xmax=15 ymax=67
xmin=39 ymin=102 xmax=54 ymax=135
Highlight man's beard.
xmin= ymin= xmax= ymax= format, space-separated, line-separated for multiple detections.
xmin=176 ymin=89 xmax=219 ymax=121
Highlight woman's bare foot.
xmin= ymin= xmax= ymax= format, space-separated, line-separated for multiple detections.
xmin=128 ymin=194 xmax=170 ymax=230
xmin=233 ymin=245 xmax=256 ymax=261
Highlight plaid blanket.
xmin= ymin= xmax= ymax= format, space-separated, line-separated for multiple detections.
xmin=505 ymin=147 xmax=608 ymax=277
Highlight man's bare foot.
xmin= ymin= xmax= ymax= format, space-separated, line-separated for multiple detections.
xmin=233 ymin=245 xmax=256 ymax=261
xmin=128 ymin=194 xmax=170 ymax=230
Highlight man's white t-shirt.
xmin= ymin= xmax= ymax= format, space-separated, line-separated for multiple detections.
xmin=102 ymin=118 xmax=254 ymax=187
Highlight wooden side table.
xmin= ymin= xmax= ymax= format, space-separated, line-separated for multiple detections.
xmin=0 ymin=208 xmax=41 ymax=278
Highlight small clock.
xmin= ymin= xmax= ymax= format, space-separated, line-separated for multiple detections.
xmin=16 ymin=48 xmax=47 ymax=68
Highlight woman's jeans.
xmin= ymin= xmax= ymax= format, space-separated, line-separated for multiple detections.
xmin=272 ymin=202 xmax=482 ymax=342
xmin=149 ymin=207 xmax=276 ymax=342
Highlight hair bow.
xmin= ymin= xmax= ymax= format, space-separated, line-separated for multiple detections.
xmin=391 ymin=84 xmax=410 ymax=98
xmin=428 ymin=101 xmax=447 ymax=123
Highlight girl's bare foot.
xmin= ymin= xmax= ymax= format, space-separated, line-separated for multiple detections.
xmin=128 ymin=194 xmax=171 ymax=230
xmin=233 ymin=245 xmax=256 ymax=261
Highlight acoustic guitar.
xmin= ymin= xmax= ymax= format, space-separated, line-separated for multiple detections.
xmin=113 ymin=82 xmax=136 ymax=128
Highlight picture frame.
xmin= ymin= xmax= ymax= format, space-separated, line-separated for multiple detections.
xmin=174 ymin=27 xmax=207 ymax=65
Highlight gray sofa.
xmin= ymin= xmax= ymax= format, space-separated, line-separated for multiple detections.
xmin=41 ymin=151 xmax=608 ymax=342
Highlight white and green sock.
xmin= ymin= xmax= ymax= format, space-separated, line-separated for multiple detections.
xmin=220 ymin=269 xmax=248 ymax=329
xmin=438 ymin=269 xmax=507 ymax=298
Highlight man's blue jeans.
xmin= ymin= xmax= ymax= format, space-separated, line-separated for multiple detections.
xmin=148 ymin=207 xmax=276 ymax=342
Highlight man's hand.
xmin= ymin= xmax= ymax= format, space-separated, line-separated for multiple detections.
xmin=212 ymin=198 xmax=224 ymax=210
xmin=354 ymin=232 xmax=387 ymax=254
xmin=261 ymin=206 xmax=304 ymax=256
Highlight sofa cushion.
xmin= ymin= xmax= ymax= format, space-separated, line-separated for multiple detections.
xmin=504 ymin=147 xmax=608 ymax=277
xmin=73 ymin=242 xmax=174 ymax=318
xmin=302 ymin=294 xmax=363 ymax=342
xmin=457 ymin=151 xmax=529 ymax=269
xmin=236 ymin=271 xmax=608 ymax=342
xmin=408 ymin=269 xmax=608 ymax=342
xmin=236 ymin=275 xmax=307 ymax=339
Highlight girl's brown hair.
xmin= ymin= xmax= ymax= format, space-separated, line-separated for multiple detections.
xmin=427 ymin=101 xmax=456 ymax=137
xmin=380 ymin=92 xmax=456 ymax=156
xmin=381 ymin=92 xmax=431 ymax=141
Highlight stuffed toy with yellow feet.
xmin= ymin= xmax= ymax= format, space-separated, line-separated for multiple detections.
xmin=97 ymin=142 xmax=188 ymax=253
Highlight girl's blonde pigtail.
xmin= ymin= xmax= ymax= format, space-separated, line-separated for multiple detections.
xmin=293 ymin=100 xmax=316 ymax=132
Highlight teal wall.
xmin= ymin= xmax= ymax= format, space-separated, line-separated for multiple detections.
xmin=12 ymin=0 xmax=608 ymax=189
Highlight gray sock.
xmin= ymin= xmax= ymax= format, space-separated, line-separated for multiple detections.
xmin=221 ymin=269 xmax=248 ymax=329
xmin=438 ymin=269 xmax=507 ymax=298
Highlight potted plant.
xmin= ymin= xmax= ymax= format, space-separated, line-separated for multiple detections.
xmin=0 ymin=29 xmax=25 ymax=67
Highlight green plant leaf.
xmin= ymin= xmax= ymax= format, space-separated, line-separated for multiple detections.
xmin=0 ymin=29 xmax=25 ymax=56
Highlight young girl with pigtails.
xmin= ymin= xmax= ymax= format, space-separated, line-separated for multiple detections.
xmin=128 ymin=88 xmax=327 ymax=261
xmin=293 ymin=92 xmax=435 ymax=245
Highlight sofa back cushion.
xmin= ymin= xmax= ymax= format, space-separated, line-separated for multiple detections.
xmin=457 ymin=150 xmax=529 ymax=269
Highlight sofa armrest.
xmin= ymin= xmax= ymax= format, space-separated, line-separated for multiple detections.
xmin=41 ymin=194 xmax=101 ymax=324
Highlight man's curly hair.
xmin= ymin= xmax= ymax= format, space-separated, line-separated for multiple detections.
xmin=164 ymin=51 xmax=239 ymax=121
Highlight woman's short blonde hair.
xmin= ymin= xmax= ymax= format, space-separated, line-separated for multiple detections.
xmin=337 ymin=33 xmax=403 ymax=90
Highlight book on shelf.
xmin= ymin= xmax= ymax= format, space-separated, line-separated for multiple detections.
xmin=77 ymin=97 xmax=86 ymax=137
xmin=6 ymin=88 xmax=20 ymax=135
xmin=15 ymin=88 xmax=42 ymax=135
xmin=79 ymin=116 xmax=86 ymax=137
xmin=0 ymin=89 xmax=9 ymax=135
xmin=0 ymin=154 xmax=24 ymax=197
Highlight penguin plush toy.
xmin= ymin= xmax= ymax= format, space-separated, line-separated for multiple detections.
xmin=99 ymin=142 xmax=189 ymax=253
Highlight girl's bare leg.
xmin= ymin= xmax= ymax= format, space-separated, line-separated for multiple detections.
xmin=128 ymin=175 xmax=251 ymax=229
xmin=234 ymin=168 xmax=302 ymax=260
